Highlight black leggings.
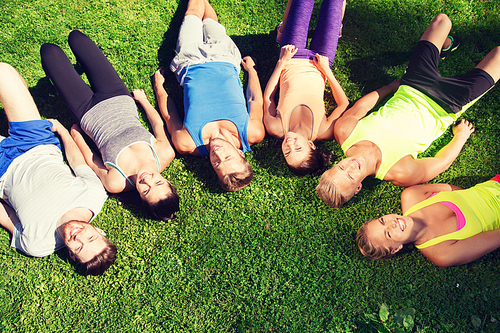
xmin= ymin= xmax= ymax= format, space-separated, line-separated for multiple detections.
xmin=40 ymin=30 xmax=131 ymax=122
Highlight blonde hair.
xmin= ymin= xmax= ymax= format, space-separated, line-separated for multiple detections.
xmin=316 ymin=176 xmax=352 ymax=208
xmin=356 ymin=222 xmax=393 ymax=260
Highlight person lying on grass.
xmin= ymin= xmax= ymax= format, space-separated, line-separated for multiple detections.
xmin=40 ymin=30 xmax=179 ymax=221
xmin=317 ymin=13 xmax=500 ymax=208
xmin=264 ymin=0 xmax=349 ymax=176
xmin=357 ymin=176 xmax=500 ymax=267
xmin=136 ymin=0 xmax=265 ymax=192
xmin=0 ymin=63 xmax=115 ymax=276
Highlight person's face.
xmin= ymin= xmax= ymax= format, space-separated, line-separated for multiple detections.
xmin=282 ymin=132 xmax=315 ymax=167
xmin=323 ymin=157 xmax=365 ymax=196
xmin=209 ymin=138 xmax=246 ymax=179
xmin=364 ymin=214 xmax=414 ymax=254
xmin=136 ymin=171 xmax=173 ymax=204
xmin=61 ymin=221 xmax=108 ymax=263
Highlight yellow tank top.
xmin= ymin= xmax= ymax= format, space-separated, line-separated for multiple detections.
xmin=277 ymin=59 xmax=326 ymax=140
xmin=404 ymin=180 xmax=500 ymax=249
xmin=341 ymin=85 xmax=458 ymax=179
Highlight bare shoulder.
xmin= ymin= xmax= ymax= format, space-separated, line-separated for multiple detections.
xmin=247 ymin=119 xmax=266 ymax=145
xmin=384 ymin=155 xmax=420 ymax=186
xmin=171 ymin=129 xmax=197 ymax=155
xmin=102 ymin=168 xmax=129 ymax=193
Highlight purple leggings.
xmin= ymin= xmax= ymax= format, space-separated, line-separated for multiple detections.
xmin=280 ymin=0 xmax=343 ymax=67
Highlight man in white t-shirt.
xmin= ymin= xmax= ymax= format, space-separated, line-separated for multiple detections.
xmin=0 ymin=62 xmax=116 ymax=276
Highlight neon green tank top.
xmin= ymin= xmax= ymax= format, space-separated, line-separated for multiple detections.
xmin=341 ymin=85 xmax=460 ymax=179
xmin=404 ymin=180 xmax=500 ymax=249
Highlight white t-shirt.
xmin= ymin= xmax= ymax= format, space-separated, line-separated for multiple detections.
xmin=0 ymin=145 xmax=108 ymax=257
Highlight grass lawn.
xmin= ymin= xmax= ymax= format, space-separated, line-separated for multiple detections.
xmin=1 ymin=0 xmax=500 ymax=331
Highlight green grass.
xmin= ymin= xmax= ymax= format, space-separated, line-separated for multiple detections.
xmin=1 ymin=0 xmax=500 ymax=331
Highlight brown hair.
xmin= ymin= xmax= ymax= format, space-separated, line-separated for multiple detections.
xmin=356 ymin=222 xmax=393 ymax=260
xmin=287 ymin=149 xmax=333 ymax=176
xmin=146 ymin=183 xmax=180 ymax=221
xmin=316 ymin=176 xmax=352 ymax=208
xmin=218 ymin=159 xmax=254 ymax=191
xmin=78 ymin=237 xmax=117 ymax=276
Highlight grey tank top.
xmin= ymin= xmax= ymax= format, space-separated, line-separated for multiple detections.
xmin=80 ymin=95 xmax=161 ymax=186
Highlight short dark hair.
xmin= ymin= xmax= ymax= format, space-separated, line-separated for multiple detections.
xmin=79 ymin=237 xmax=117 ymax=276
xmin=218 ymin=159 xmax=253 ymax=191
xmin=316 ymin=175 xmax=351 ymax=208
xmin=287 ymin=149 xmax=332 ymax=177
xmin=146 ymin=183 xmax=180 ymax=221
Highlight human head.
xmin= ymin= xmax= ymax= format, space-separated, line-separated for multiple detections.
xmin=283 ymin=134 xmax=332 ymax=176
xmin=209 ymin=138 xmax=253 ymax=191
xmin=60 ymin=220 xmax=117 ymax=275
xmin=316 ymin=157 xmax=365 ymax=208
xmin=357 ymin=214 xmax=413 ymax=260
xmin=137 ymin=171 xmax=180 ymax=220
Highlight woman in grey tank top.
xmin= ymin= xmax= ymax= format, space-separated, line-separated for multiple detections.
xmin=40 ymin=30 xmax=179 ymax=221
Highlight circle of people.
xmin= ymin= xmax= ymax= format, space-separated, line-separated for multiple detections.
xmin=1 ymin=0 xmax=499 ymax=276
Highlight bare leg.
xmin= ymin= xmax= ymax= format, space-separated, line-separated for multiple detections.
xmin=0 ymin=63 xmax=41 ymax=122
xmin=420 ymin=13 xmax=452 ymax=51
xmin=475 ymin=46 xmax=500 ymax=83
xmin=185 ymin=0 xmax=205 ymax=19
xmin=203 ymin=0 xmax=218 ymax=22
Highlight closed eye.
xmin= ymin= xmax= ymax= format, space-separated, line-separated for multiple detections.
xmin=155 ymin=180 xmax=164 ymax=186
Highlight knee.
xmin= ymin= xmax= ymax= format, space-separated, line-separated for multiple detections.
xmin=0 ymin=62 xmax=19 ymax=80
xmin=432 ymin=13 xmax=452 ymax=28
xmin=68 ymin=29 xmax=86 ymax=45
xmin=40 ymin=43 xmax=61 ymax=59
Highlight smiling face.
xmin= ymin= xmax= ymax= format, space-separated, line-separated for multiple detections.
xmin=209 ymin=138 xmax=246 ymax=180
xmin=136 ymin=171 xmax=173 ymax=205
xmin=60 ymin=221 xmax=108 ymax=263
xmin=364 ymin=214 xmax=415 ymax=255
xmin=323 ymin=156 xmax=365 ymax=197
xmin=282 ymin=132 xmax=315 ymax=168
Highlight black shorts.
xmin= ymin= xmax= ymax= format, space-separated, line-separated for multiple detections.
xmin=401 ymin=40 xmax=495 ymax=114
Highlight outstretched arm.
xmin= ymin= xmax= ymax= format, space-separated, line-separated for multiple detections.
xmin=312 ymin=54 xmax=349 ymax=140
xmin=241 ymin=56 xmax=265 ymax=144
xmin=388 ymin=120 xmax=474 ymax=187
xmin=132 ymin=89 xmax=175 ymax=167
xmin=334 ymin=79 xmax=400 ymax=145
xmin=263 ymin=45 xmax=297 ymax=137
xmin=132 ymin=89 xmax=169 ymax=141
xmin=48 ymin=119 xmax=86 ymax=169
xmin=153 ymin=70 xmax=197 ymax=155
xmin=421 ymin=229 xmax=500 ymax=267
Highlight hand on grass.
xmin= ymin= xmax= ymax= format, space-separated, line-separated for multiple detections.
xmin=452 ymin=119 xmax=475 ymax=141
xmin=132 ymin=89 xmax=148 ymax=103
xmin=241 ymin=56 xmax=257 ymax=72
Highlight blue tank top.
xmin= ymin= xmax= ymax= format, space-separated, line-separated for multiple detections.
xmin=181 ymin=62 xmax=250 ymax=157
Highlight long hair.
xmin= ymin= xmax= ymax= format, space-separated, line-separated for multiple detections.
xmin=287 ymin=148 xmax=333 ymax=177
xmin=356 ymin=223 xmax=393 ymax=260
xmin=79 ymin=237 xmax=117 ymax=276
xmin=146 ymin=183 xmax=180 ymax=221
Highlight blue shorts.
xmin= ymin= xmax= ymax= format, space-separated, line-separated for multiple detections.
xmin=0 ymin=120 xmax=61 ymax=177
